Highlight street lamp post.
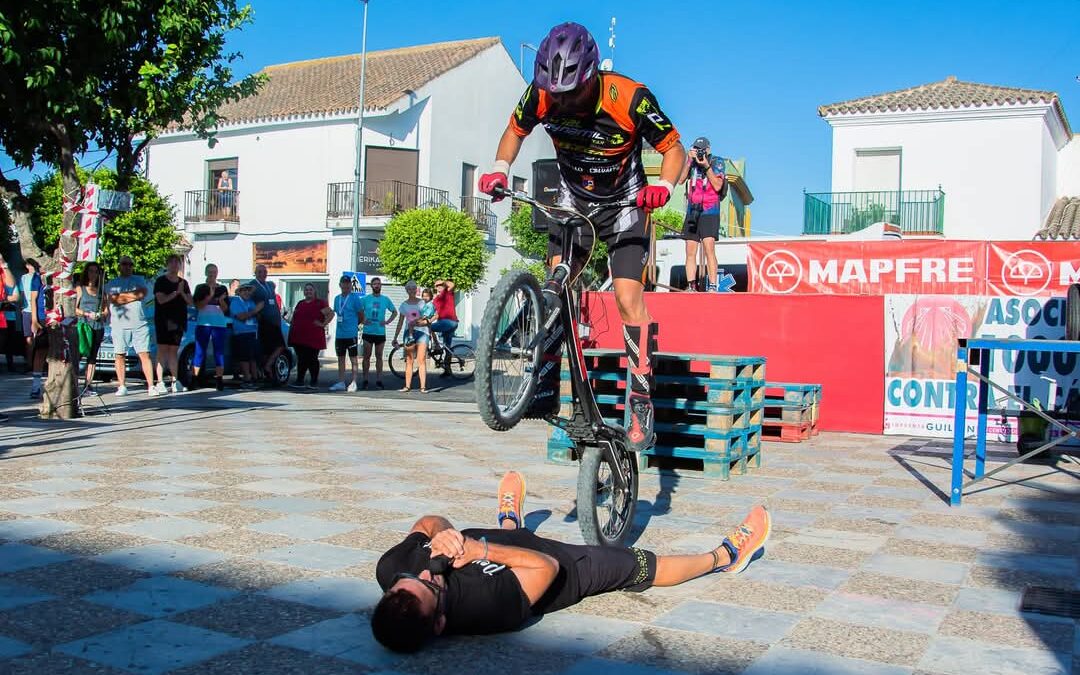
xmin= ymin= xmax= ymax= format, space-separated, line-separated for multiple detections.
xmin=350 ymin=0 xmax=370 ymax=272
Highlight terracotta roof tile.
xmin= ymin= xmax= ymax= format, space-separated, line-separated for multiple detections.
xmin=212 ymin=37 xmax=501 ymax=126
xmin=1036 ymin=196 xmax=1080 ymax=240
xmin=819 ymin=76 xmax=1070 ymax=135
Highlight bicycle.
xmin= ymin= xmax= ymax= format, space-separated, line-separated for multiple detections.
xmin=474 ymin=187 xmax=641 ymax=547
xmin=389 ymin=330 xmax=476 ymax=381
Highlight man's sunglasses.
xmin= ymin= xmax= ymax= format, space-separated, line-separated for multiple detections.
xmin=393 ymin=572 xmax=444 ymax=611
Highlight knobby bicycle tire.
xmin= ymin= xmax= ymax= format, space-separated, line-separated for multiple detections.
xmin=474 ymin=269 xmax=544 ymax=431
xmin=577 ymin=443 xmax=639 ymax=547
xmin=447 ymin=344 xmax=477 ymax=380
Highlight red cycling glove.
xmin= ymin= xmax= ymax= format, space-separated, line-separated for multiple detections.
xmin=636 ymin=182 xmax=672 ymax=209
xmin=479 ymin=171 xmax=508 ymax=202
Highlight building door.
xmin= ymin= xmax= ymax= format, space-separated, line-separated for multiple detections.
xmin=364 ymin=147 xmax=419 ymax=215
xmin=853 ymin=149 xmax=901 ymax=192
xmin=852 ymin=148 xmax=901 ymax=226
xmin=206 ymin=158 xmax=238 ymax=221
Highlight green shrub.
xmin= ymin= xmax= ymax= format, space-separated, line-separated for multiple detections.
xmin=380 ymin=206 xmax=489 ymax=292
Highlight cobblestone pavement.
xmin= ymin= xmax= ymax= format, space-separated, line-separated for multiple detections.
xmin=1 ymin=374 xmax=1078 ymax=674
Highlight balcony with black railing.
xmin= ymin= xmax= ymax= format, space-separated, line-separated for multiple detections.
xmin=460 ymin=195 xmax=497 ymax=240
xmin=326 ymin=181 xmax=452 ymax=225
xmin=184 ymin=190 xmax=240 ymax=232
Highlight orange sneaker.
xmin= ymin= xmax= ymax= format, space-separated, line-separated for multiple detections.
xmin=717 ymin=505 xmax=771 ymax=574
xmin=496 ymin=471 xmax=526 ymax=528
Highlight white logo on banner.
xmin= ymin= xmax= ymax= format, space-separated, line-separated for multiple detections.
xmin=1000 ymin=249 xmax=1052 ymax=297
xmin=758 ymin=249 xmax=802 ymax=294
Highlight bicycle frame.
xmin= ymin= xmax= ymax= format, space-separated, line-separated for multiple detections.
xmin=496 ymin=188 xmax=634 ymax=492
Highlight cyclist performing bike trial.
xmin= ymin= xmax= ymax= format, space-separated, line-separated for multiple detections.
xmin=372 ymin=471 xmax=771 ymax=652
xmin=479 ymin=21 xmax=685 ymax=452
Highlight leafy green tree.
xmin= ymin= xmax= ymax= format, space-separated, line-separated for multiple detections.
xmin=0 ymin=0 xmax=260 ymax=418
xmin=503 ymin=203 xmax=612 ymax=287
xmin=651 ymin=208 xmax=685 ymax=237
xmin=28 ymin=167 xmax=178 ymax=278
xmin=379 ymin=207 xmax=489 ymax=292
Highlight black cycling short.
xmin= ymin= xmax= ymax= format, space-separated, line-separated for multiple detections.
xmin=682 ymin=211 xmax=721 ymax=242
xmin=470 ymin=528 xmax=657 ymax=615
xmin=335 ymin=338 xmax=359 ymax=358
xmin=547 ymin=186 xmax=650 ymax=284
xmin=362 ymin=334 xmax=386 ymax=346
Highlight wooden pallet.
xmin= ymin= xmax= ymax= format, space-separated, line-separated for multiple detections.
xmin=548 ymin=349 xmax=766 ymax=478
xmin=761 ymin=419 xmax=817 ymax=443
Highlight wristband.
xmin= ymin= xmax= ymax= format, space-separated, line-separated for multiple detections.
xmin=491 ymin=160 xmax=510 ymax=175
xmin=657 ymin=179 xmax=675 ymax=193
xmin=480 ymin=536 xmax=488 ymax=561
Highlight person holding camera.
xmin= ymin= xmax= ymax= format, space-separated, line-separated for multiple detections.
xmin=678 ymin=137 xmax=727 ymax=292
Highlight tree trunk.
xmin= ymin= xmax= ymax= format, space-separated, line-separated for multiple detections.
xmin=39 ymin=141 xmax=81 ymax=420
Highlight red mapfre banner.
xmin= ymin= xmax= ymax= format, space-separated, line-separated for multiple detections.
xmin=986 ymin=242 xmax=1080 ymax=297
xmin=748 ymin=241 xmax=987 ymax=295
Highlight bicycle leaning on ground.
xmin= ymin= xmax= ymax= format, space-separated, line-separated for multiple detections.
xmin=474 ymin=186 xmax=643 ymax=547
xmin=388 ymin=330 xmax=476 ymax=381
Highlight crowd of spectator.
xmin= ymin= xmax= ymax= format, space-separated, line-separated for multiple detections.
xmin=0 ymin=251 xmax=460 ymax=405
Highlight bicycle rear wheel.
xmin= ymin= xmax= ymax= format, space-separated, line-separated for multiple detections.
xmin=447 ymin=344 xmax=476 ymax=380
xmin=388 ymin=345 xmax=407 ymax=379
xmin=577 ymin=442 xmax=639 ymax=547
xmin=475 ymin=269 xmax=544 ymax=431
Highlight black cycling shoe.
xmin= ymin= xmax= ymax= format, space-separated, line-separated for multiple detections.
xmin=626 ymin=394 xmax=656 ymax=453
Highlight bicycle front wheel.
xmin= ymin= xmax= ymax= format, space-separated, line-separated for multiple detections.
xmin=447 ymin=344 xmax=476 ymax=380
xmin=577 ymin=442 xmax=639 ymax=547
xmin=388 ymin=345 xmax=408 ymax=379
xmin=475 ymin=269 xmax=545 ymax=431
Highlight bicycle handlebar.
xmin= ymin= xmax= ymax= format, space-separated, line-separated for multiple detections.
xmin=491 ymin=186 xmax=638 ymax=221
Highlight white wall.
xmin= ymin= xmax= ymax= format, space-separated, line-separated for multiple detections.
xmin=145 ymin=41 xmax=554 ymax=342
xmin=829 ymin=112 xmax=1051 ymax=240
xmin=1059 ymin=135 xmax=1080 ymax=197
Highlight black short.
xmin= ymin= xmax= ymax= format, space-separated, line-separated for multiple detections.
xmin=259 ymin=321 xmax=285 ymax=354
xmin=155 ymin=317 xmax=186 ymax=346
xmin=547 ymin=187 xmax=650 ymax=283
xmin=335 ymin=338 xmax=359 ymax=357
xmin=362 ymin=334 xmax=386 ymax=346
xmin=232 ymin=332 xmax=257 ymax=361
xmin=682 ymin=211 xmax=721 ymax=241
xmin=465 ymin=528 xmax=657 ymax=614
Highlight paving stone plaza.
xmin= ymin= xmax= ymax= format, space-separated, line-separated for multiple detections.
xmin=0 ymin=378 xmax=1077 ymax=674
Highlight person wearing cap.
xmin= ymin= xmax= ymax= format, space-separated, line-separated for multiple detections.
xmin=678 ymin=136 xmax=727 ymax=292
xmin=330 ymin=275 xmax=365 ymax=392
xmin=228 ymin=282 xmax=262 ymax=388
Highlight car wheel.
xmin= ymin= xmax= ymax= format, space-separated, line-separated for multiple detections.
xmin=1067 ymin=284 xmax=1080 ymax=341
xmin=178 ymin=346 xmax=195 ymax=387
xmin=272 ymin=352 xmax=292 ymax=386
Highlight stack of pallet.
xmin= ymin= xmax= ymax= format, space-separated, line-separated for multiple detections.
xmin=762 ymin=382 xmax=822 ymax=442
xmin=547 ymin=349 xmax=766 ymax=480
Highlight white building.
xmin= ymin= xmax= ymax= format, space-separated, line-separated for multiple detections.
xmin=813 ymin=76 xmax=1078 ymax=240
xmin=145 ymin=37 xmax=553 ymax=340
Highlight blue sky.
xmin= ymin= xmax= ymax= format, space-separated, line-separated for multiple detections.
xmin=6 ymin=0 xmax=1078 ymax=234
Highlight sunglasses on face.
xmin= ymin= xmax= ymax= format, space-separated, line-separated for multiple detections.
xmin=393 ymin=572 xmax=444 ymax=610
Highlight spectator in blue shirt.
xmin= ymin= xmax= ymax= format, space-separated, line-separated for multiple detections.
xmin=330 ymin=275 xmax=365 ymax=392
xmin=228 ymin=283 xmax=262 ymax=388
xmin=360 ymin=276 xmax=398 ymax=389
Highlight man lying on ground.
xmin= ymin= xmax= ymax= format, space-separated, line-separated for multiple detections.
xmin=372 ymin=471 xmax=771 ymax=652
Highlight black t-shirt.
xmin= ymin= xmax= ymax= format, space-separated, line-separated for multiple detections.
xmin=376 ymin=528 xmax=596 ymax=635
xmin=193 ymin=283 xmax=228 ymax=310
xmin=153 ymin=275 xmax=191 ymax=329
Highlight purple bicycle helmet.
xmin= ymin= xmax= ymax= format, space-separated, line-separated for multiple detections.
xmin=533 ymin=22 xmax=600 ymax=94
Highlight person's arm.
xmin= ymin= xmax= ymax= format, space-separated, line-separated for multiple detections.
xmin=659 ymin=142 xmax=687 ymax=187
xmin=677 ymin=153 xmax=693 ymax=185
xmin=393 ymin=311 xmax=404 ymax=343
xmin=320 ymin=303 xmax=334 ymax=327
xmin=153 ymin=279 xmax=173 ymax=305
xmin=383 ymin=303 xmax=398 ymax=326
xmin=432 ymin=530 xmax=559 ymax=606
xmin=193 ymin=285 xmax=211 ymax=310
xmin=705 ymin=157 xmax=725 ymax=193
xmin=180 ymin=281 xmax=193 ymax=305
xmin=75 ymin=285 xmax=85 ymax=318
xmin=29 ymin=287 xmax=40 ymax=333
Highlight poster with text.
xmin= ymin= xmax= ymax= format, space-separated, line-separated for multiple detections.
xmin=884 ymin=294 xmax=1072 ymax=440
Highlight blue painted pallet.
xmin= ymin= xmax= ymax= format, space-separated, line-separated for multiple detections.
xmin=641 ymin=441 xmax=763 ymax=480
